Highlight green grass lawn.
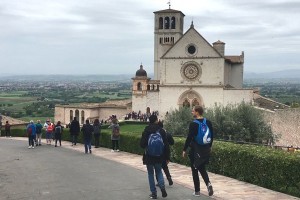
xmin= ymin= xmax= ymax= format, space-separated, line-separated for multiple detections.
xmin=119 ymin=124 xmax=147 ymax=135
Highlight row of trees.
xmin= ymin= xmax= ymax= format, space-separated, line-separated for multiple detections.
xmin=164 ymin=103 xmax=276 ymax=145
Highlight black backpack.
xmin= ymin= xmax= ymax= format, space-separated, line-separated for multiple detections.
xmin=55 ymin=126 xmax=62 ymax=134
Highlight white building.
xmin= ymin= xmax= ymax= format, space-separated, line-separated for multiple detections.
xmin=132 ymin=8 xmax=253 ymax=116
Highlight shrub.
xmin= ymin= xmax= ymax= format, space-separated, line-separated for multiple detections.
xmin=164 ymin=107 xmax=193 ymax=136
xmin=205 ymin=102 xmax=275 ymax=144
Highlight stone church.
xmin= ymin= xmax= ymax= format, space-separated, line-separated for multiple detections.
xmin=131 ymin=7 xmax=253 ymax=116
xmin=56 ymin=7 xmax=287 ymax=125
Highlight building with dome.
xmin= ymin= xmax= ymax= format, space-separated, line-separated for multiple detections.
xmin=131 ymin=7 xmax=254 ymax=116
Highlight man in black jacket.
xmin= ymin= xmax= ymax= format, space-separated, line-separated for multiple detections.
xmin=69 ymin=117 xmax=80 ymax=146
xmin=140 ymin=115 xmax=169 ymax=199
xmin=81 ymin=119 xmax=94 ymax=154
xmin=182 ymin=105 xmax=214 ymax=197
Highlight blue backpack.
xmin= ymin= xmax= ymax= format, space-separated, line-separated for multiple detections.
xmin=194 ymin=118 xmax=212 ymax=145
xmin=147 ymin=130 xmax=164 ymax=156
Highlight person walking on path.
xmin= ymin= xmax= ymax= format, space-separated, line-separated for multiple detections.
xmin=54 ymin=121 xmax=63 ymax=147
xmin=93 ymin=119 xmax=101 ymax=148
xmin=69 ymin=117 xmax=80 ymax=146
xmin=35 ymin=120 xmax=43 ymax=146
xmin=108 ymin=118 xmax=120 ymax=152
xmin=140 ymin=114 xmax=169 ymax=199
xmin=182 ymin=105 xmax=214 ymax=197
xmin=81 ymin=119 xmax=93 ymax=154
xmin=26 ymin=120 xmax=36 ymax=149
xmin=45 ymin=120 xmax=54 ymax=145
xmin=5 ymin=121 xmax=11 ymax=137
xmin=156 ymin=121 xmax=174 ymax=186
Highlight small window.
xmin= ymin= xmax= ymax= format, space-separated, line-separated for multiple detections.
xmin=171 ymin=17 xmax=176 ymax=29
xmin=188 ymin=45 xmax=196 ymax=54
xmin=164 ymin=17 xmax=170 ymax=29
xmin=159 ymin=17 xmax=163 ymax=29
xmin=137 ymin=82 xmax=142 ymax=91
xmin=183 ymin=99 xmax=190 ymax=107
xmin=159 ymin=38 xmax=162 ymax=44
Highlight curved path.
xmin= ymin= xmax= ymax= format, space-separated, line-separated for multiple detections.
xmin=0 ymin=137 xmax=211 ymax=200
xmin=1 ymin=137 xmax=299 ymax=200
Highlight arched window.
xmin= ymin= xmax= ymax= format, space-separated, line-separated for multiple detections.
xmin=137 ymin=82 xmax=142 ymax=91
xmin=70 ymin=110 xmax=73 ymax=122
xmin=152 ymin=85 xmax=155 ymax=90
xmin=159 ymin=38 xmax=163 ymax=44
xmin=159 ymin=17 xmax=163 ymax=29
xmin=171 ymin=16 xmax=176 ymax=29
xmin=192 ymin=99 xmax=200 ymax=107
xmin=183 ymin=99 xmax=190 ymax=107
xmin=164 ymin=17 xmax=170 ymax=29
xmin=156 ymin=85 xmax=159 ymax=91
xmin=147 ymin=84 xmax=150 ymax=90
xmin=81 ymin=110 xmax=85 ymax=124
xmin=75 ymin=110 xmax=79 ymax=121
xmin=146 ymin=107 xmax=150 ymax=114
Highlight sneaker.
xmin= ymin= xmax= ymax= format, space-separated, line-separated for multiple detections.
xmin=111 ymin=150 xmax=114 ymax=152
xmin=149 ymin=193 xmax=157 ymax=199
xmin=55 ymin=145 xmax=57 ymax=147
xmin=193 ymin=191 xmax=200 ymax=196
xmin=116 ymin=149 xmax=120 ymax=152
xmin=28 ymin=146 xmax=32 ymax=149
xmin=167 ymin=177 xmax=173 ymax=186
xmin=89 ymin=149 xmax=92 ymax=154
xmin=161 ymin=188 xmax=167 ymax=198
xmin=32 ymin=146 xmax=35 ymax=149
xmin=207 ymin=183 xmax=214 ymax=196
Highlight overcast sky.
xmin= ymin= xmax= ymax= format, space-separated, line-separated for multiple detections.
xmin=0 ymin=0 xmax=299 ymax=75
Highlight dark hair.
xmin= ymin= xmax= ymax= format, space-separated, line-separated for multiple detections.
xmin=194 ymin=105 xmax=204 ymax=115
xmin=149 ymin=115 xmax=158 ymax=124
xmin=85 ymin=119 xmax=89 ymax=124
xmin=157 ymin=121 xmax=163 ymax=128
xmin=74 ymin=117 xmax=77 ymax=121
xmin=94 ymin=119 xmax=100 ymax=125
xmin=56 ymin=121 xmax=61 ymax=126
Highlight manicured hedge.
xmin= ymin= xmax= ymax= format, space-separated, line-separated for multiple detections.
xmin=3 ymin=126 xmax=300 ymax=198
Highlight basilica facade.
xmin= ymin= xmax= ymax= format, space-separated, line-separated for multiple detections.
xmin=131 ymin=8 xmax=253 ymax=116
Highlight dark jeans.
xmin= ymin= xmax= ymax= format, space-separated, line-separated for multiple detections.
xmin=71 ymin=135 xmax=78 ymax=145
xmin=5 ymin=130 xmax=10 ymax=137
xmin=111 ymin=140 xmax=119 ymax=150
xmin=190 ymin=155 xmax=210 ymax=192
xmin=161 ymin=160 xmax=171 ymax=178
xmin=94 ymin=134 xmax=100 ymax=147
xmin=28 ymin=135 xmax=35 ymax=146
xmin=55 ymin=133 xmax=62 ymax=146
xmin=84 ymin=138 xmax=92 ymax=153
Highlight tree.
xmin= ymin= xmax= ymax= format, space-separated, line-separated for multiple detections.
xmin=164 ymin=107 xmax=193 ymax=136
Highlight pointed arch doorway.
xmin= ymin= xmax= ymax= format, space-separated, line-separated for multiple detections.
xmin=178 ymin=90 xmax=203 ymax=108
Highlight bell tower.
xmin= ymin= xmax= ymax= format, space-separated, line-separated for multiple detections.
xmin=153 ymin=7 xmax=185 ymax=80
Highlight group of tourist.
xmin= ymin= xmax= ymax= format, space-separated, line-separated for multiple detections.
xmin=140 ymin=105 xmax=214 ymax=199
xmin=26 ymin=119 xmax=64 ymax=148
xmin=5 ymin=105 xmax=214 ymax=198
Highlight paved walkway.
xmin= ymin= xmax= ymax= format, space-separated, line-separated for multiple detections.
xmin=6 ymin=137 xmax=300 ymax=200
